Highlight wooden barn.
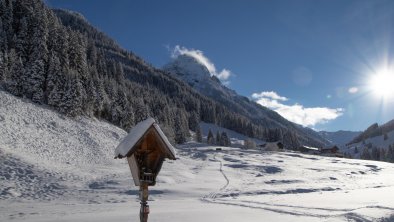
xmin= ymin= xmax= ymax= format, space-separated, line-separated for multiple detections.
xmin=320 ymin=146 xmax=339 ymax=154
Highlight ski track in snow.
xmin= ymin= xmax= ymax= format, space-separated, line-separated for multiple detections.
xmin=1 ymin=90 xmax=394 ymax=222
xmin=202 ymin=154 xmax=230 ymax=200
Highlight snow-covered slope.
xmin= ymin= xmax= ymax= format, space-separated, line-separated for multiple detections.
xmin=1 ymin=90 xmax=394 ymax=222
xmin=343 ymin=120 xmax=394 ymax=158
xmin=0 ymin=90 xmax=128 ymax=201
xmin=345 ymin=130 xmax=394 ymax=158
xmin=348 ymin=120 xmax=394 ymax=145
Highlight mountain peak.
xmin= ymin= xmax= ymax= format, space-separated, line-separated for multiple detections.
xmin=163 ymin=54 xmax=213 ymax=84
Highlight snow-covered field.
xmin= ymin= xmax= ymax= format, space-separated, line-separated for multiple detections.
xmin=1 ymin=90 xmax=394 ymax=222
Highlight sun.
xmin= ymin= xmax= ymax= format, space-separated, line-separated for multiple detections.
xmin=369 ymin=69 xmax=394 ymax=98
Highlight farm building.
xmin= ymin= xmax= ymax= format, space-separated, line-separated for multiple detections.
xmin=299 ymin=145 xmax=320 ymax=154
xmin=258 ymin=141 xmax=284 ymax=151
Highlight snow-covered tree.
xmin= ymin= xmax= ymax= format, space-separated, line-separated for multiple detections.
xmin=360 ymin=147 xmax=371 ymax=160
xmin=0 ymin=51 xmax=5 ymax=85
xmin=60 ymin=71 xmax=84 ymax=117
xmin=195 ymin=126 xmax=202 ymax=143
xmin=188 ymin=111 xmax=199 ymax=131
xmin=5 ymin=50 xmax=24 ymax=96
xmin=133 ymin=98 xmax=149 ymax=123
xmin=207 ymin=129 xmax=214 ymax=145
xmin=174 ymin=109 xmax=189 ymax=144
xmin=244 ymin=139 xmax=256 ymax=149
xmin=220 ymin=132 xmax=231 ymax=147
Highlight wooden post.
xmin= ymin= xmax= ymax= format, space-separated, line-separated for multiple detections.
xmin=139 ymin=183 xmax=149 ymax=222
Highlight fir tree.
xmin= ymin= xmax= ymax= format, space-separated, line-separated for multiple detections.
xmin=0 ymin=51 xmax=6 ymax=85
xmin=207 ymin=129 xmax=214 ymax=145
xmin=188 ymin=111 xmax=199 ymax=131
xmin=220 ymin=132 xmax=231 ymax=147
xmin=174 ymin=110 xmax=189 ymax=144
xmin=60 ymin=72 xmax=84 ymax=117
xmin=133 ymin=98 xmax=149 ymax=123
xmin=5 ymin=50 xmax=23 ymax=96
xmin=195 ymin=126 xmax=202 ymax=143
xmin=216 ymin=131 xmax=220 ymax=145
xmin=360 ymin=147 xmax=371 ymax=160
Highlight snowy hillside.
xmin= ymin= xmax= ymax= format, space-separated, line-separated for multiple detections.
xmin=1 ymin=90 xmax=394 ymax=221
xmin=345 ymin=130 xmax=394 ymax=158
xmin=348 ymin=120 xmax=394 ymax=146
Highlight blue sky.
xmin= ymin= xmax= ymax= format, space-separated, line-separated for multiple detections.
xmin=47 ymin=0 xmax=394 ymax=131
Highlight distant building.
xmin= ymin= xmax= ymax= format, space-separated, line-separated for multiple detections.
xmin=320 ymin=146 xmax=339 ymax=154
xmin=258 ymin=141 xmax=284 ymax=151
xmin=299 ymin=145 xmax=320 ymax=154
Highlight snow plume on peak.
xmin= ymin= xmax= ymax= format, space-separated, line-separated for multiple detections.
xmin=171 ymin=45 xmax=232 ymax=81
xmin=252 ymin=91 xmax=344 ymax=127
xmin=252 ymin=91 xmax=288 ymax=101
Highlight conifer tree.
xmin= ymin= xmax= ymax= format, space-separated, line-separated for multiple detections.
xmin=360 ymin=147 xmax=371 ymax=160
xmin=207 ymin=129 xmax=214 ymax=145
xmin=133 ymin=98 xmax=149 ymax=123
xmin=220 ymin=132 xmax=231 ymax=147
xmin=60 ymin=72 xmax=84 ymax=117
xmin=0 ymin=51 xmax=5 ymax=84
xmin=174 ymin=109 xmax=189 ymax=144
xmin=188 ymin=111 xmax=199 ymax=131
xmin=5 ymin=51 xmax=23 ymax=96
xmin=216 ymin=131 xmax=220 ymax=145
xmin=195 ymin=126 xmax=203 ymax=143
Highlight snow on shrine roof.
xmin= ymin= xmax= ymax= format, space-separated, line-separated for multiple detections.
xmin=114 ymin=117 xmax=176 ymax=159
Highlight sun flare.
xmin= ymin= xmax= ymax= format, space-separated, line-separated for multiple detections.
xmin=369 ymin=69 xmax=394 ymax=98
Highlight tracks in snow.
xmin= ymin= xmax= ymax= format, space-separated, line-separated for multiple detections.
xmin=202 ymin=154 xmax=229 ymax=201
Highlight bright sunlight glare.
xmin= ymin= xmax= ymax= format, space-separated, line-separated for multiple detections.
xmin=369 ymin=69 xmax=394 ymax=98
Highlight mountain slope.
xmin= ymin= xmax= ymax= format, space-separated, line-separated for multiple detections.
xmin=0 ymin=0 xmax=329 ymax=148
xmin=319 ymin=130 xmax=361 ymax=146
xmin=348 ymin=119 xmax=394 ymax=145
xmin=164 ymin=55 xmax=330 ymax=147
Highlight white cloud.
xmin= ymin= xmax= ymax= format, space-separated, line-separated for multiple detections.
xmin=252 ymin=91 xmax=344 ymax=127
xmin=348 ymin=87 xmax=359 ymax=94
xmin=171 ymin=45 xmax=232 ymax=81
xmin=252 ymin=91 xmax=288 ymax=101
